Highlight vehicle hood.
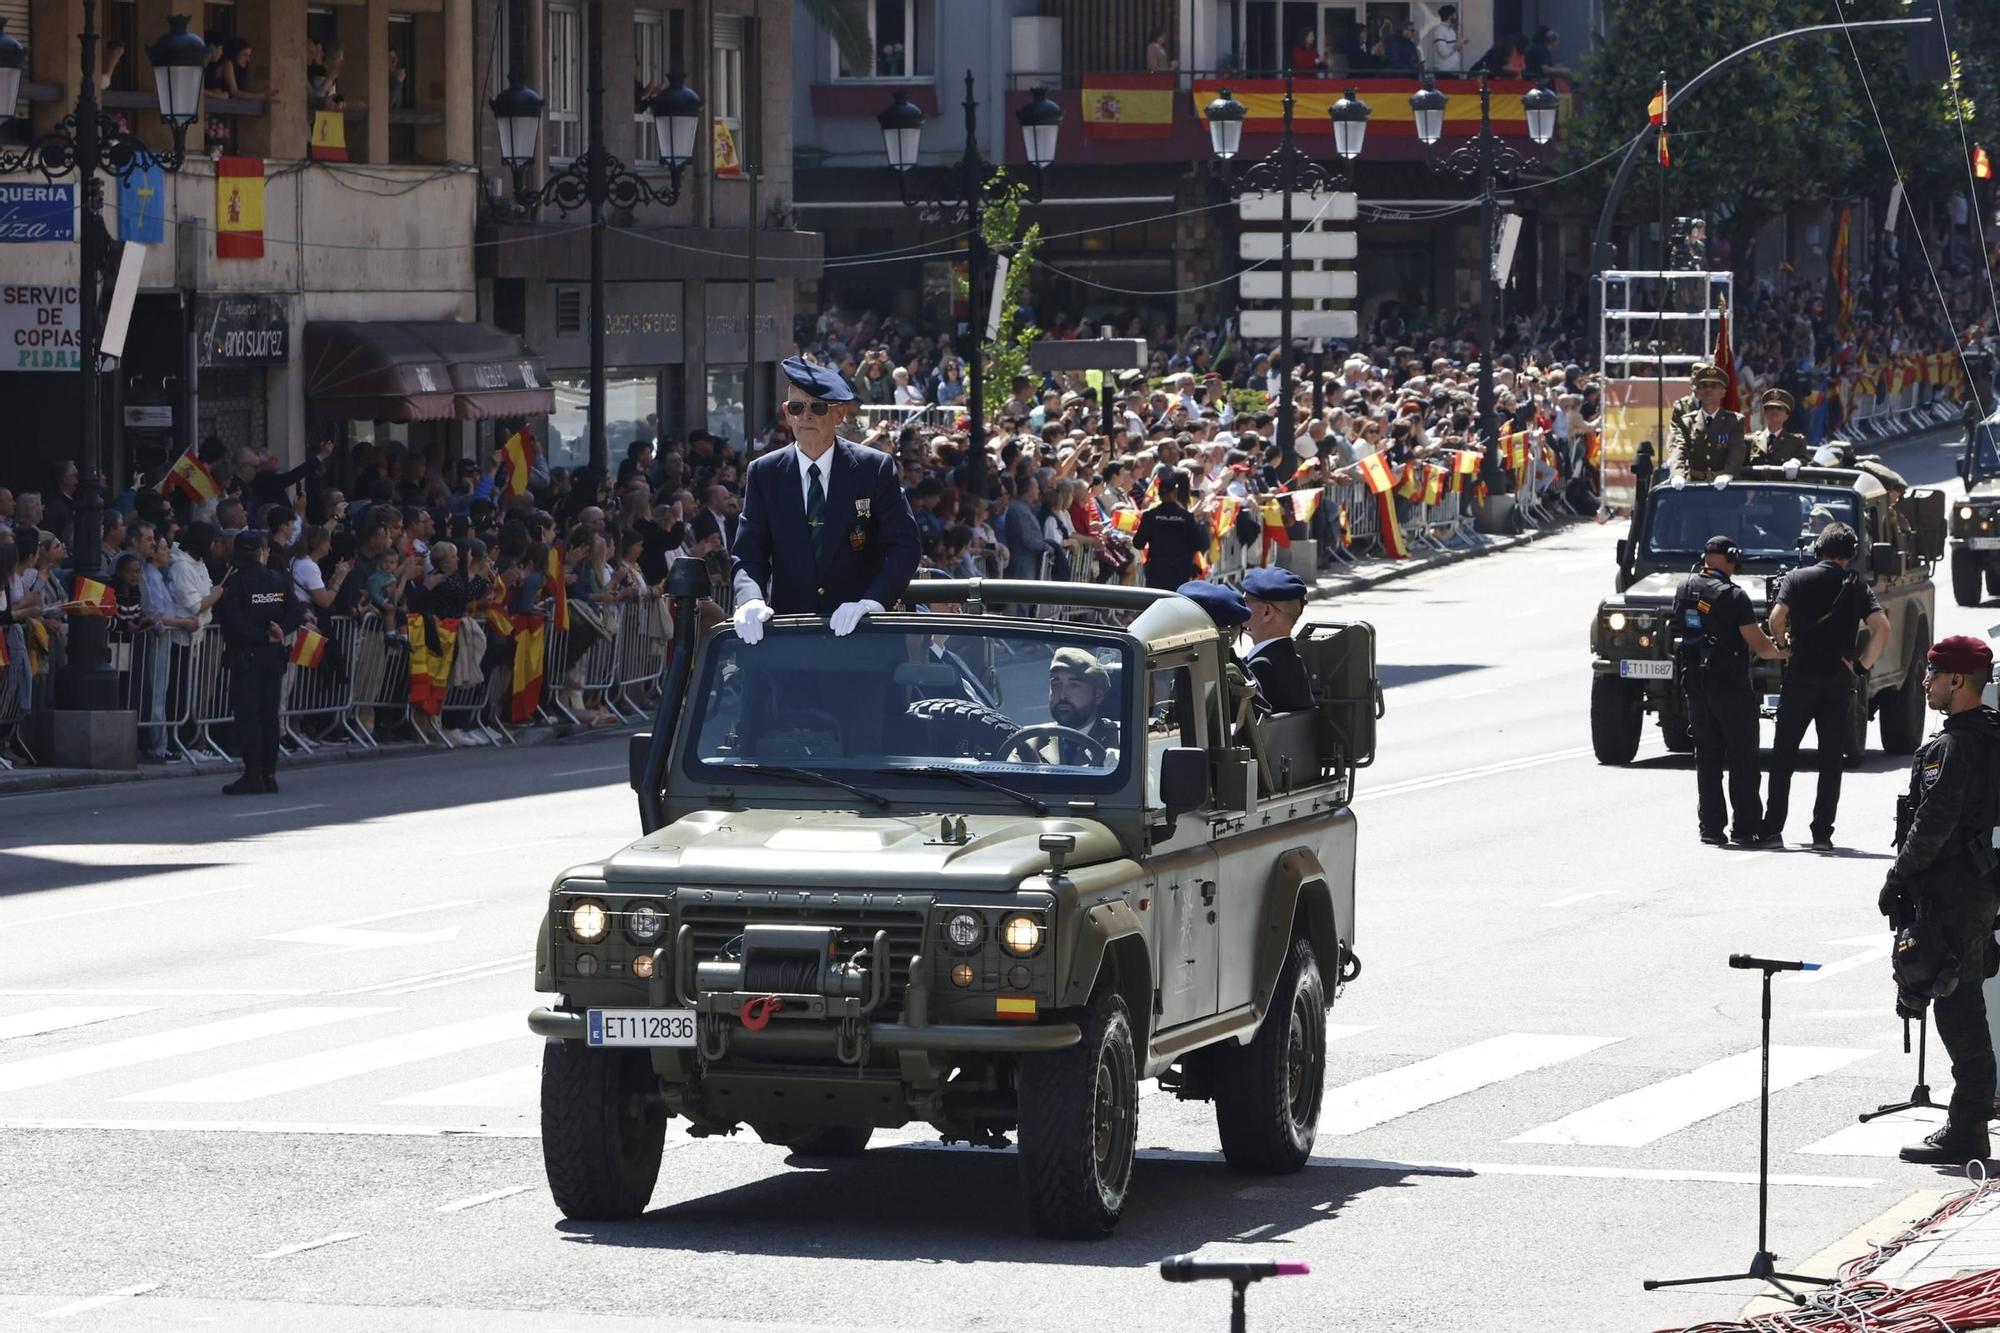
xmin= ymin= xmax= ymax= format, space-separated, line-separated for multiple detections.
xmin=1615 ymin=570 xmax=1775 ymax=614
xmin=596 ymin=810 xmax=1127 ymax=892
xmin=1967 ymin=481 xmax=2000 ymax=501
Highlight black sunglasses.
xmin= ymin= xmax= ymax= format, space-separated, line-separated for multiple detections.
xmin=782 ymin=400 xmax=833 ymax=418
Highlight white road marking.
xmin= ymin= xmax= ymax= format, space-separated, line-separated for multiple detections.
xmin=0 ymin=1008 xmax=380 ymax=1094
xmin=228 ymin=804 xmax=327 ymax=819
xmin=258 ymin=899 xmax=477 ymax=953
xmin=1796 ymin=1107 xmax=1947 ymax=1157
xmin=435 ymin=1185 xmax=533 ymax=1213
xmin=0 ymin=1006 xmax=156 ymax=1041
xmin=1513 ymin=1046 xmax=1874 ymax=1147
xmin=122 ymin=1012 xmax=526 ymax=1104
xmin=334 ymin=953 xmax=534 ymax=997
xmin=1357 ymin=747 xmax=1601 ymax=802
xmin=389 ymin=1064 xmax=539 ymax=1107
xmin=1544 ymin=890 xmax=1618 ymax=908
xmin=552 ymin=765 xmax=626 ymax=777
xmin=34 ymin=1282 xmax=160 ymax=1319
xmin=1319 ymin=1033 xmax=1620 ymax=1136
xmin=0 ymin=885 xmax=248 ymax=931
xmin=1786 ymin=935 xmax=1893 ymax=986
xmin=0 ymin=1118 xmax=540 ymax=1138
xmin=1448 ymin=689 xmax=1496 ymax=700
xmin=253 ymin=1231 xmax=363 ymax=1260
xmin=380 ymin=962 xmax=526 ymax=995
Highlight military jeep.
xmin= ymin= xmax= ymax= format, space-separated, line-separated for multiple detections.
xmin=1949 ymin=405 xmax=2000 ymax=606
xmin=1590 ymin=464 xmax=1945 ymax=766
xmin=527 ymin=562 xmax=1380 ymax=1238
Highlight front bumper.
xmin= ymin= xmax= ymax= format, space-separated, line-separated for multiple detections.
xmin=527 ymin=1005 xmax=1081 ymax=1053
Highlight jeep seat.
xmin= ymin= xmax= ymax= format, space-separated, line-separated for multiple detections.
xmin=1250 ymin=710 xmax=1321 ymax=794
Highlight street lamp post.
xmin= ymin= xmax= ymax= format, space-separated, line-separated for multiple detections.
xmin=0 ymin=6 xmax=204 ymax=710
xmin=877 ymin=74 xmax=1063 ymax=499
xmin=488 ymin=2 xmax=700 ymax=480
xmin=1205 ymin=77 xmax=1371 ymax=475
xmin=1409 ymin=73 xmax=1558 ymax=495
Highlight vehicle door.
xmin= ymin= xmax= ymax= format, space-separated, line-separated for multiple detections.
xmin=1862 ymin=498 xmax=1920 ymax=690
xmin=1143 ymin=651 xmax=1219 ymax=1031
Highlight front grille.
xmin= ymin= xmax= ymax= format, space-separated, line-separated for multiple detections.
xmin=676 ymin=893 xmax=928 ymax=1020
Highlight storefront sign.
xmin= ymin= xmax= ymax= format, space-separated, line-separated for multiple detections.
xmin=2 ymin=284 xmax=81 ymax=370
xmin=196 ymin=294 xmax=290 ymax=367
xmin=546 ymin=281 xmax=683 ymax=370
xmin=703 ymin=281 xmax=782 ymax=363
xmin=124 ymin=404 xmax=173 ymax=428
xmin=0 ymin=184 xmax=76 ymax=242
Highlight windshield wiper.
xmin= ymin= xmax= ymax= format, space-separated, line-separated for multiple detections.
xmin=716 ymin=762 xmax=891 ymax=809
xmin=876 ymin=764 xmax=1049 ymax=815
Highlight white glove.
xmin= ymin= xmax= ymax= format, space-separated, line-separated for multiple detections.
xmin=830 ymin=599 xmax=884 ymax=636
xmin=1669 ymin=475 xmax=1688 ymax=491
xmin=1711 ymin=473 xmax=1732 ymax=489
xmin=733 ymin=598 xmax=772 ymax=645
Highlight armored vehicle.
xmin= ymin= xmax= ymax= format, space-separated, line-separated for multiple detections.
xmin=1950 ymin=405 xmax=2000 ymax=606
xmin=1590 ymin=464 xmax=1945 ymax=765
xmin=528 ymin=563 xmax=1381 ymax=1238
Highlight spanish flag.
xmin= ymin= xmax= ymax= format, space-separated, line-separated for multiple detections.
xmin=1421 ymin=465 xmax=1446 ymax=506
xmin=1976 ymin=144 xmax=1992 ymax=180
xmin=1648 ymin=80 xmax=1670 ymax=168
xmin=290 ymin=626 xmax=328 ymax=670
xmin=546 ymin=545 xmax=570 ymax=632
xmin=1109 ymin=507 xmax=1142 ymax=534
xmin=215 ymin=156 xmax=266 ymax=259
xmin=1454 ymin=448 xmax=1482 ymax=478
xmin=1289 ymin=488 xmax=1322 ymax=525
xmin=406 ymin=614 xmax=458 ymax=716
xmin=1395 ymin=461 xmax=1424 ymax=501
xmin=1376 ymin=492 xmax=1408 ymax=559
xmin=160 ymin=447 xmax=222 ymax=503
xmin=1259 ymin=496 xmax=1291 ymax=551
xmin=309 ymin=109 xmax=348 ymax=162
xmin=499 ymin=428 xmax=535 ymax=497
xmin=507 ymin=611 xmax=546 ymax=724
xmin=1356 ymin=451 xmax=1396 ymax=495
xmin=1586 ymin=431 xmax=1603 ymax=466
xmin=69 ymin=576 xmax=116 ymax=616
xmin=1082 ymin=75 xmax=1175 ymax=141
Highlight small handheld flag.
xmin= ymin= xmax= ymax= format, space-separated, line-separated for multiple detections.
xmin=290 ymin=627 xmax=328 ymax=669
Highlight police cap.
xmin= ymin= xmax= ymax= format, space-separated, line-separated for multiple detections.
xmin=779 ymin=355 xmax=855 ymax=403
xmin=1242 ymin=566 xmax=1309 ymax=603
xmin=1177 ymin=579 xmax=1251 ymax=628
xmin=1048 ymin=646 xmax=1110 ymax=691
xmin=1927 ymin=635 xmax=1994 ymax=680
xmin=233 ymin=528 xmax=269 ymax=561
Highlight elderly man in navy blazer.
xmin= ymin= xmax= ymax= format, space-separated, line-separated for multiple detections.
xmin=1240 ymin=567 xmax=1316 ymax=713
xmin=731 ymin=356 xmax=922 ymax=643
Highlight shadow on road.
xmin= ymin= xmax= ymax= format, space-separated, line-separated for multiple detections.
xmin=1629 ymin=748 xmax=1911 ymax=776
xmin=0 ymin=853 xmax=226 ymax=898
xmin=1378 ymin=663 xmax=1487 ymax=690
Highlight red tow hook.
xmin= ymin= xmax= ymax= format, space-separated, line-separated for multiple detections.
xmin=740 ymin=994 xmax=783 ymax=1030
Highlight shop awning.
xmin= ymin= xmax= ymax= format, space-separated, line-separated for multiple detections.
xmin=303 ymin=321 xmax=555 ymax=422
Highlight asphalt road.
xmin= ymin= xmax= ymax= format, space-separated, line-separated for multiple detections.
xmin=1 ymin=424 xmax=1991 ymax=1333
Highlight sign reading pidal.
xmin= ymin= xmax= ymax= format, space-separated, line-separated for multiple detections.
xmin=3 ymin=285 xmax=82 ymax=371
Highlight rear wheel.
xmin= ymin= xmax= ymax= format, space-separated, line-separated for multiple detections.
xmin=1879 ymin=634 xmax=1928 ymax=755
xmin=1017 ymin=990 xmax=1138 ymax=1239
xmin=540 ymin=1040 xmax=666 ymax=1220
xmin=1213 ymin=936 xmax=1326 ymax=1174
xmin=1590 ymin=674 xmax=1642 ymax=765
xmin=1659 ymin=708 xmax=1694 ymax=754
xmin=1953 ymin=549 xmax=1984 ymax=606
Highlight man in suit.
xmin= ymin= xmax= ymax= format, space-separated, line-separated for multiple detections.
xmin=1240 ymin=567 xmax=1315 ymax=713
xmin=1662 ymin=362 xmax=1747 ymax=481
xmin=731 ymin=356 xmax=922 ymax=643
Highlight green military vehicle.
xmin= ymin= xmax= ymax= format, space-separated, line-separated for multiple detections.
xmin=1590 ymin=463 xmax=1946 ymax=766
xmin=1949 ymin=405 xmax=2000 ymax=606
xmin=527 ymin=562 xmax=1381 ymax=1238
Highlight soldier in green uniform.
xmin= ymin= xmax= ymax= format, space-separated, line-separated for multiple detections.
xmin=1663 ymin=362 xmax=1747 ymax=481
xmin=1747 ymin=388 xmax=1813 ymax=466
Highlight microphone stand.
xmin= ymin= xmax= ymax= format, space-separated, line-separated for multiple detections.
xmin=1859 ymin=1013 xmax=1943 ymax=1121
xmin=1645 ymin=955 xmax=1834 ymax=1302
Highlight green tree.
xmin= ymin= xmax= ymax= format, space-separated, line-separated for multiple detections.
xmin=977 ymin=171 xmax=1043 ymax=423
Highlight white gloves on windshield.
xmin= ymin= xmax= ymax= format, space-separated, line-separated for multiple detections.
xmin=733 ymin=599 xmax=772 ymax=645
xmin=830 ymin=599 xmax=884 ymax=637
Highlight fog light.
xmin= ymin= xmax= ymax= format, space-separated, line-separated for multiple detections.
xmin=1008 ymin=964 xmax=1032 ymax=989
xmin=633 ymin=953 xmax=655 ymax=979
xmin=951 ymin=962 xmax=975 ymax=988
xmin=1637 ymin=634 xmax=1652 ymax=648
xmin=569 ymin=900 xmax=609 ymax=944
xmin=575 ymin=952 xmax=599 ymax=977
xmin=626 ymin=901 xmax=664 ymax=943
xmin=944 ymin=910 xmax=982 ymax=952
xmin=1000 ymin=914 xmax=1043 ymax=957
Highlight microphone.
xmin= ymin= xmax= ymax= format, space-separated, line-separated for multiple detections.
xmin=1728 ymin=954 xmax=1819 ymax=972
xmin=1158 ymin=1258 xmax=1311 ymax=1283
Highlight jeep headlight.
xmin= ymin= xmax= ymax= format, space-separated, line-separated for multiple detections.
xmin=1961 ymin=505 xmax=1975 ymax=522
xmin=944 ymin=909 xmax=983 ymax=952
xmin=625 ymin=901 xmax=664 ymax=944
xmin=568 ymin=900 xmax=610 ymax=944
xmin=999 ymin=914 xmax=1044 ymax=957
xmin=1607 ymin=611 xmax=1628 ymax=632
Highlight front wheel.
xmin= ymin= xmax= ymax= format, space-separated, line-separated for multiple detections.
xmin=1213 ymin=936 xmax=1327 ymax=1174
xmin=1878 ymin=635 xmax=1928 ymax=755
xmin=1590 ymin=674 xmax=1642 ymax=765
xmin=1953 ymin=549 xmax=1984 ymax=607
xmin=540 ymin=1040 xmax=667 ymax=1220
xmin=1017 ymin=991 xmax=1139 ymax=1239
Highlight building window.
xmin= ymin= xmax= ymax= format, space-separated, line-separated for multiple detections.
xmin=712 ymin=14 xmax=743 ymax=132
xmin=706 ymin=365 xmax=746 ymax=446
xmin=550 ymin=369 xmax=661 ymax=472
xmin=833 ymin=0 xmax=933 ymax=80
xmin=546 ymin=1 xmax=582 ymax=162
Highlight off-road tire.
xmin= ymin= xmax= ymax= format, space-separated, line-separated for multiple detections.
xmin=1879 ymin=633 xmax=1928 ymax=755
xmin=904 ymin=697 xmax=1019 ymax=756
xmin=1017 ymin=991 xmax=1138 ymax=1240
xmin=1590 ymin=674 xmax=1642 ymax=765
xmin=785 ymin=1126 xmax=873 ymax=1157
xmin=1987 ymin=564 xmax=2000 ymax=600
xmin=1659 ymin=709 xmax=1694 ymax=754
xmin=540 ymin=1040 xmax=666 ymax=1220
xmin=1953 ymin=549 xmax=1984 ymax=607
xmin=1213 ymin=936 xmax=1326 ymax=1175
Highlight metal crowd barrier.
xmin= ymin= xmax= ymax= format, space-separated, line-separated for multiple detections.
xmin=280 ymin=614 xmax=372 ymax=753
xmin=1846 ymin=372 xmax=1960 ymax=442
xmin=611 ymin=598 xmax=672 ymax=717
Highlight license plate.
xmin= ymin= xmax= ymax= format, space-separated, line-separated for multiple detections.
xmin=1969 ymin=537 xmax=2000 ymax=551
xmin=1618 ymin=659 xmax=1673 ymax=680
xmin=586 ymin=1009 xmax=697 ymax=1047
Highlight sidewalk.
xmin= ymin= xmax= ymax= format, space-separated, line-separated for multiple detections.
xmin=1304 ymin=514 xmax=1577 ymax=603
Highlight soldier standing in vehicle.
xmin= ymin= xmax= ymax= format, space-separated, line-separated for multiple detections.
xmin=1240 ymin=566 xmax=1316 ymax=713
xmin=1663 ymin=363 xmax=1747 ymax=481
xmin=214 ymin=529 xmax=303 ymax=797
xmin=1747 ymin=389 xmax=1813 ymax=466
xmin=1762 ymin=521 xmax=1891 ymax=850
xmin=1879 ymin=635 xmax=2000 ymax=1165
xmin=1675 ymin=536 xmax=1788 ymax=846
xmin=1133 ymin=472 xmax=1206 ymax=589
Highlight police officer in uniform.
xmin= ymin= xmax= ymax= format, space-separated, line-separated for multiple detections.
xmin=1762 ymin=521 xmax=1891 ymax=849
xmin=1747 ymin=389 xmax=1813 ymax=466
xmin=1663 ymin=363 xmax=1747 ymax=481
xmin=1881 ymin=635 xmax=2000 ymax=1165
xmin=1241 ymin=566 xmax=1316 ymax=713
xmin=1134 ymin=472 xmax=1206 ymax=589
xmin=214 ymin=529 xmax=303 ymax=796
xmin=1675 ymin=536 xmax=1788 ymax=845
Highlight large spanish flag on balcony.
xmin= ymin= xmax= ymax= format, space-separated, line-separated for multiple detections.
xmin=1192 ymin=78 xmax=1534 ymax=139
xmin=215 ymin=156 xmax=265 ymax=260
xmin=1082 ymin=74 xmax=1175 ymax=140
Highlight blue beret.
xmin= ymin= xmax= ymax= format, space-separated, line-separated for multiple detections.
xmin=1177 ymin=579 xmax=1250 ymax=628
xmin=781 ymin=355 xmax=855 ymax=403
xmin=1242 ymin=567 xmax=1309 ymax=602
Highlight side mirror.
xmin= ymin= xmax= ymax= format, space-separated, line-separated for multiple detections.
xmin=667 ymin=555 xmax=712 ymax=600
xmin=1159 ymin=746 xmax=1209 ymax=822
xmin=1615 ymin=538 xmax=1629 ymax=569
xmin=629 ymin=731 xmax=653 ymax=792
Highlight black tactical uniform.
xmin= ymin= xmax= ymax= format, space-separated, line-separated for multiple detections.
xmin=215 ymin=535 xmax=304 ymax=795
xmin=1673 ymin=561 xmax=1762 ymax=842
xmin=1134 ymin=497 xmax=1207 ymax=589
xmin=1884 ymin=704 xmax=2000 ymax=1158
xmin=1763 ymin=558 xmax=1880 ymax=844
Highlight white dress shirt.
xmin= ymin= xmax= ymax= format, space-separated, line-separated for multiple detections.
xmin=795 ymin=442 xmax=837 ymax=512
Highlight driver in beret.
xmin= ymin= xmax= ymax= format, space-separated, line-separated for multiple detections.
xmin=1040 ymin=647 xmax=1122 ymax=763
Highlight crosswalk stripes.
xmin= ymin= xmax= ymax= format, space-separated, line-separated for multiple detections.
xmin=388 ymin=1063 xmax=540 ymax=1108
xmin=1318 ymin=1033 xmax=1620 ymax=1136
xmin=0 ymin=1006 xmax=155 ymax=1042
xmin=1796 ymin=1107 xmax=1946 ymax=1158
xmin=121 ymin=1013 xmax=525 ymax=1104
xmin=0 ymin=1008 xmax=381 ymax=1094
xmin=1512 ymin=1046 xmax=1874 ymax=1147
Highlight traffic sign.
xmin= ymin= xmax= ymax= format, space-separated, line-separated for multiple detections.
xmin=1239 ymin=231 xmax=1358 ymax=261
xmin=1239 ymin=271 xmax=1358 ymax=301
xmin=1236 ymin=191 xmax=1357 ymax=222
xmin=1238 ymin=310 xmax=1357 ymax=339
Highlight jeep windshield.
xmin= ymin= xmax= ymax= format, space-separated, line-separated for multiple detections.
xmin=683 ymin=623 xmax=1133 ymax=794
xmin=1643 ymin=485 xmax=1862 ymax=564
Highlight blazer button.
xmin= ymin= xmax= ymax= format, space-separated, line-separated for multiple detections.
xmin=817 ymin=587 xmax=825 ymax=596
